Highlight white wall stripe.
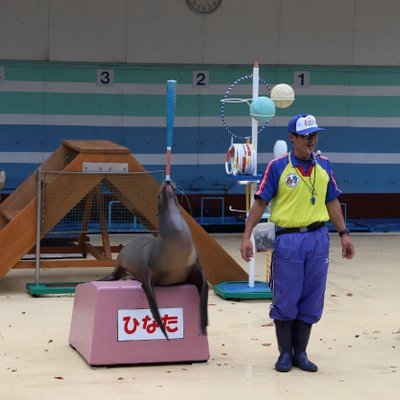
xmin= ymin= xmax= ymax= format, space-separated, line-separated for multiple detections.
xmin=1 ymin=152 xmax=399 ymax=165
xmin=1 ymin=81 xmax=400 ymax=97
xmin=1 ymin=114 xmax=400 ymax=128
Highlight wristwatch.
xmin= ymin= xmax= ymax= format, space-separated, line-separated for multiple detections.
xmin=338 ymin=229 xmax=350 ymax=237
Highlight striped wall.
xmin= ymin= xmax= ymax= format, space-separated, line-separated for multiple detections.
xmin=0 ymin=60 xmax=399 ymax=196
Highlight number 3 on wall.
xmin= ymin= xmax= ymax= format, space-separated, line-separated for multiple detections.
xmin=192 ymin=71 xmax=209 ymax=87
xmin=97 ymin=69 xmax=114 ymax=86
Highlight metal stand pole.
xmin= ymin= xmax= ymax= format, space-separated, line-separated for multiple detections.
xmin=248 ymin=62 xmax=259 ymax=288
xmin=35 ymin=167 xmax=42 ymax=286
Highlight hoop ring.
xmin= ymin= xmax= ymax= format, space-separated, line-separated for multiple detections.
xmin=220 ymin=74 xmax=271 ymax=140
xmin=225 ymin=142 xmax=256 ymax=176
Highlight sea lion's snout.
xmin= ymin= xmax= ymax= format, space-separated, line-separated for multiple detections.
xmin=159 ymin=181 xmax=178 ymax=207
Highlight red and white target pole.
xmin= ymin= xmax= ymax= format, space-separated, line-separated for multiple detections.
xmin=165 ymin=80 xmax=177 ymax=182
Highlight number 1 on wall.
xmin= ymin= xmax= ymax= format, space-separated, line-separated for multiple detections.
xmin=293 ymin=71 xmax=310 ymax=88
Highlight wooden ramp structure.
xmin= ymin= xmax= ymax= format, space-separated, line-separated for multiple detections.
xmin=0 ymin=140 xmax=248 ymax=285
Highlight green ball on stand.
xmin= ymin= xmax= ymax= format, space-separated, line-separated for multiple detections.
xmin=249 ymin=96 xmax=276 ymax=124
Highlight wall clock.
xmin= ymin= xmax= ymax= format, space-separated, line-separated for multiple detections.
xmin=186 ymin=0 xmax=222 ymax=15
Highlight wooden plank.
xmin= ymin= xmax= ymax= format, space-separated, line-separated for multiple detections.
xmin=83 ymin=243 xmax=108 ymax=260
xmin=0 ymin=200 xmax=38 ymax=278
xmin=96 ymin=187 xmax=112 ymax=259
xmin=25 ymin=245 xmax=123 ymax=255
xmin=63 ymin=140 xmax=130 ymax=154
xmin=0 ymin=209 xmax=22 ymax=221
xmin=25 ymin=246 xmax=85 ymax=254
xmin=14 ymin=259 xmax=116 ymax=269
xmin=78 ymin=191 xmax=94 ymax=248
xmin=61 ymin=152 xmax=133 ymax=172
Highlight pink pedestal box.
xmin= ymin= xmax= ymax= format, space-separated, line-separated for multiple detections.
xmin=69 ymin=280 xmax=209 ymax=366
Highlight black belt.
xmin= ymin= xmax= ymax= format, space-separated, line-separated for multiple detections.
xmin=275 ymin=222 xmax=325 ymax=236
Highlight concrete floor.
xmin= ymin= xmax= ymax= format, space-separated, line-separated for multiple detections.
xmin=0 ymin=233 xmax=399 ymax=400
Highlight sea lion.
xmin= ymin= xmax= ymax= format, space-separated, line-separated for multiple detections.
xmin=100 ymin=181 xmax=208 ymax=339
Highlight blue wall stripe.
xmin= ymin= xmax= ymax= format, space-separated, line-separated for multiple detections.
xmin=0 ymin=125 xmax=399 ymax=195
xmin=0 ymin=125 xmax=398 ymax=154
xmin=1 ymin=162 xmax=399 ymax=195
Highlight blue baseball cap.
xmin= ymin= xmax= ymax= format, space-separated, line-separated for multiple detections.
xmin=288 ymin=114 xmax=326 ymax=135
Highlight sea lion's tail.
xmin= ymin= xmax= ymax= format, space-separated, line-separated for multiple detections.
xmin=199 ymin=277 xmax=209 ymax=334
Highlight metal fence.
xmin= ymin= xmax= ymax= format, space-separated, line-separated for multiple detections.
xmin=40 ymin=170 xmax=165 ymax=236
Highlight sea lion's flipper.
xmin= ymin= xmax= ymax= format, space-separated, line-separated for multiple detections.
xmin=142 ymin=273 xmax=169 ymax=340
xmin=97 ymin=266 xmax=127 ymax=281
xmin=187 ymin=260 xmax=209 ymax=334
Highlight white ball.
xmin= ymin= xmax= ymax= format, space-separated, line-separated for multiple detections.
xmin=273 ymin=140 xmax=288 ymax=158
xmin=270 ymin=84 xmax=295 ymax=109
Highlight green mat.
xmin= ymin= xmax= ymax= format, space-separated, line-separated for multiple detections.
xmin=26 ymin=282 xmax=83 ymax=296
xmin=213 ymin=281 xmax=273 ymax=300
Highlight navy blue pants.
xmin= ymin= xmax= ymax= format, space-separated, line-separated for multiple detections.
xmin=269 ymin=225 xmax=330 ymax=324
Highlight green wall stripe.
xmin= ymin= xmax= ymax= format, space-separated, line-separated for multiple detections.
xmin=3 ymin=60 xmax=400 ymax=86
xmin=0 ymin=91 xmax=398 ymax=118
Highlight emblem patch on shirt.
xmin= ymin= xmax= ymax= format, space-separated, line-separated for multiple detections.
xmin=285 ymin=173 xmax=299 ymax=188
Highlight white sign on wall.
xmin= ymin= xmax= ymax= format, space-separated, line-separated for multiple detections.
xmin=118 ymin=307 xmax=184 ymax=341
xmin=97 ymin=69 xmax=114 ymax=86
xmin=193 ymin=70 xmax=210 ymax=87
xmin=293 ymin=71 xmax=310 ymax=88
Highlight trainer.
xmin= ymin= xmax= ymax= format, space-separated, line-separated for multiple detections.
xmin=241 ymin=113 xmax=355 ymax=373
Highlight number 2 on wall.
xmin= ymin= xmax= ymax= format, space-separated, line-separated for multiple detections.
xmin=193 ymin=71 xmax=209 ymax=87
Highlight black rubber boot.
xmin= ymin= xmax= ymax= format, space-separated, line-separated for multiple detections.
xmin=274 ymin=320 xmax=294 ymax=372
xmin=292 ymin=320 xmax=318 ymax=372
